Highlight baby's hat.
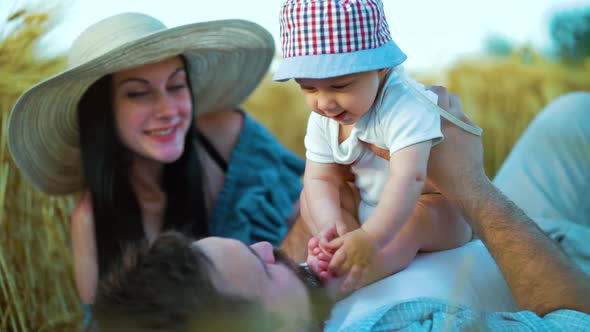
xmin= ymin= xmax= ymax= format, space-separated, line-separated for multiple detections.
xmin=273 ymin=0 xmax=407 ymax=81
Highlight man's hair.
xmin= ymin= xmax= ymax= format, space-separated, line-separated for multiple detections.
xmin=89 ymin=231 xmax=280 ymax=332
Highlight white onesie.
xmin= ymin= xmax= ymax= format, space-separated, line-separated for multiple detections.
xmin=304 ymin=67 xmax=443 ymax=222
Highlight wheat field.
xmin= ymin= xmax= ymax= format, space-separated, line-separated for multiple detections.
xmin=1 ymin=6 xmax=589 ymax=332
xmin=0 ymin=7 xmax=81 ymax=332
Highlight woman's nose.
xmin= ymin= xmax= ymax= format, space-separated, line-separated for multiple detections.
xmin=155 ymin=94 xmax=177 ymax=118
xmin=250 ymin=241 xmax=275 ymax=264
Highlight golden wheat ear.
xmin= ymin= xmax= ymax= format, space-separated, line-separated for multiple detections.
xmin=0 ymin=5 xmax=82 ymax=332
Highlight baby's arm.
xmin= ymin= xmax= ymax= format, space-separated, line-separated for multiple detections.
xmin=303 ymin=159 xmax=349 ymax=239
xmin=328 ymin=140 xmax=433 ymax=290
xmin=363 ymin=140 xmax=432 ymax=246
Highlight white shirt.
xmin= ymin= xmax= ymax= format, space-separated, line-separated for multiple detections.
xmin=325 ymin=240 xmax=518 ymax=331
xmin=304 ymin=67 xmax=443 ymax=221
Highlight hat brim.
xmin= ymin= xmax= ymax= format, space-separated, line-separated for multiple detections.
xmin=8 ymin=19 xmax=275 ymax=195
xmin=272 ymin=41 xmax=406 ymax=81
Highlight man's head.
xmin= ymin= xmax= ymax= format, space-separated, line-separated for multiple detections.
xmin=90 ymin=231 xmax=333 ymax=331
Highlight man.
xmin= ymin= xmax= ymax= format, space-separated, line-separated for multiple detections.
xmin=91 ymin=231 xmax=520 ymax=331
xmin=90 ymin=90 xmax=590 ymax=331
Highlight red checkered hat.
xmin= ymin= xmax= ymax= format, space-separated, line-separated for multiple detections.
xmin=273 ymin=0 xmax=406 ymax=81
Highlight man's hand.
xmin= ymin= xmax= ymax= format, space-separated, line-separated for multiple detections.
xmin=325 ymin=228 xmax=380 ymax=292
xmin=425 ymin=86 xmax=485 ymax=201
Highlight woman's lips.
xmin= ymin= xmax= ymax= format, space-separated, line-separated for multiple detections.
xmin=146 ymin=126 xmax=178 ymax=143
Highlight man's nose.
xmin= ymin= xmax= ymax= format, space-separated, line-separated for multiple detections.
xmin=250 ymin=241 xmax=275 ymax=264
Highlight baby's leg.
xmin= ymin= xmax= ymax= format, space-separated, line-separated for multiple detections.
xmin=414 ymin=193 xmax=472 ymax=252
xmin=300 ymin=179 xmax=361 ymax=236
xmin=358 ymin=193 xmax=471 ymax=287
xmin=339 ymin=181 xmax=362 ymax=232
xmin=419 ymin=178 xmax=472 ymax=252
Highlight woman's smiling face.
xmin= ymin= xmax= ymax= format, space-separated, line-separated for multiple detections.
xmin=112 ymin=56 xmax=192 ymax=164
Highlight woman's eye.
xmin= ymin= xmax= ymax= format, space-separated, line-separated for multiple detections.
xmin=168 ymin=84 xmax=187 ymax=92
xmin=127 ymin=91 xmax=149 ymax=98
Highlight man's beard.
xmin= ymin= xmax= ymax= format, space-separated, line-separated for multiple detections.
xmin=273 ymin=248 xmax=334 ymax=330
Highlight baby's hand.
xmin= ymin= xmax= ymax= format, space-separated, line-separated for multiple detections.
xmin=306 ymin=237 xmax=334 ymax=282
xmin=318 ymin=223 xmax=345 ymax=253
xmin=326 ymin=228 xmax=379 ymax=292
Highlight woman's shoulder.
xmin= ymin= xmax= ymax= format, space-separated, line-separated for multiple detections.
xmin=196 ymin=109 xmax=244 ymax=161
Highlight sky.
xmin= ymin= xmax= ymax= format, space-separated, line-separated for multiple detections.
xmin=1 ymin=0 xmax=589 ymax=70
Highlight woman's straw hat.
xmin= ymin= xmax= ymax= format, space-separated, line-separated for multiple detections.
xmin=7 ymin=12 xmax=275 ymax=195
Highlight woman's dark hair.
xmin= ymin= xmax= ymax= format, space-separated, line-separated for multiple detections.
xmin=77 ymin=59 xmax=208 ymax=275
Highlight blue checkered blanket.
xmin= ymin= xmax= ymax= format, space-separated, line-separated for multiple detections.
xmin=339 ymin=298 xmax=589 ymax=331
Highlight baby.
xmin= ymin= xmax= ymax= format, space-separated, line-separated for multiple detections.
xmin=275 ymin=0 xmax=477 ymax=291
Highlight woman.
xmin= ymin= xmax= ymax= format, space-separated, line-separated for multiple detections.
xmin=7 ymin=12 xmax=305 ymax=305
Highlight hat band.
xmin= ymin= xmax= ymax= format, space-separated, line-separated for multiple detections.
xmin=273 ymin=40 xmax=406 ymax=81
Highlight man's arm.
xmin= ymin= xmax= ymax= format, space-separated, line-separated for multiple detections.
xmin=421 ymin=87 xmax=590 ymax=314
xmin=368 ymin=86 xmax=590 ymax=314
xmin=455 ymin=178 xmax=590 ymax=314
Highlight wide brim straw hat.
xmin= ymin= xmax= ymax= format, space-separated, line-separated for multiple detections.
xmin=8 ymin=12 xmax=275 ymax=195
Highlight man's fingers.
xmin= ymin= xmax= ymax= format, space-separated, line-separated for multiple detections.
xmin=369 ymin=84 xmax=456 ymax=163
xmin=423 ymin=85 xmax=472 ymax=125
xmin=426 ymin=85 xmax=449 ymax=111
xmin=448 ymin=94 xmax=475 ymax=125
xmin=426 ymin=85 xmax=473 ymax=126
